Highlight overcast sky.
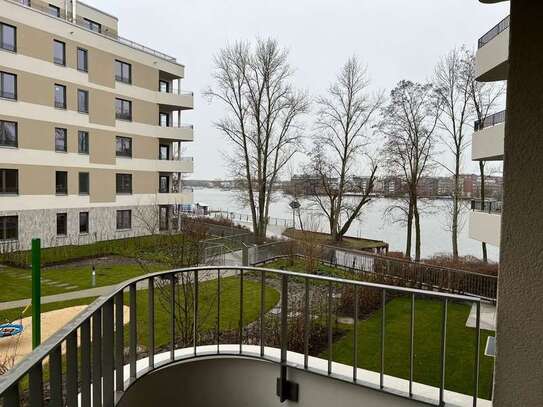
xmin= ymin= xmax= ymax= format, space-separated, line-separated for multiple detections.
xmin=90 ymin=0 xmax=509 ymax=179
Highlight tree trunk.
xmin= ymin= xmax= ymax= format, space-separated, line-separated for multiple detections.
xmin=452 ymin=169 xmax=460 ymax=260
xmin=405 ymin=200 xmax=414 ymax=259
xmin=479 ymin=160 xmax=488 ymax=263
xmin=413 ymin=195 xmax=421 ymax=261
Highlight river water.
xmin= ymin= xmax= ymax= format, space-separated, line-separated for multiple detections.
xmin=193 ymin=188 xmax=499 ymax=262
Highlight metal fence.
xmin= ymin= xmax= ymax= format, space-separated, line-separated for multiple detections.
xmin=478 ymin=15 xmax=510 ymax=48
xmin=0 ymin=266 xmax=484 ymax=407
xmin=474 ymin=110 xmax=506 ymax=131
xmin=471 ymin=200 xmax=503 ymax=214
xmin=209 ymin=210 xmax=294 ymax=228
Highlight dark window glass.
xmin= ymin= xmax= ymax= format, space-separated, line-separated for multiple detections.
xmin=79 ymin=172 xmax=89 ymax=195
xmin=54 ymin=84 xmax=66 ymax=109
xmin=82 ymin=18 xmax=101 ymax=33
xmin=55 ymin=171 xmax=68 ymax=195
xmin=78 ymin=89 xmax=89 ymax=113
xmin=77 ymin=48 xmax=88 ymax=72
xmin=48 ymin=4 xmax=61 ymax=17
xmin=159 ymin=112 xmax=170 ymax=127
xmin=159 ymin=80 xmax=170 ymax=93
xmin=159 ymin=206 xmax=169 ymax=231
xmin=0 ymin=169 xmax=18 ymax=194
xmin=159 ymin=175 xmax=169 ymax=193
xmin=0 ymin=23 xmax=16 ymax=52
xmin=0 ymin=121 xmax=17 ymax=147
xmin=116 ymin=173 xmax=132 ymax=194
xmin=116 ymin=210 xmax=131 ymax=230
xmin=19 ymin=0 xmax=31 ymax=6
xmin=115 ymin=98 xmax=132 ymax=120
xmin=56 ymin=213 xmax=67 ymax=236
xmin=78 ymin=131 xmax=89 ymax=154
xmin=79 ymin=212 xmax=89 ymax=234
xmin=116 ymin=136 xmax=132 ymax=157
xmin=159 ymin=144 xmax=169 ymax=160
xmin=115 ymin=60 xmax=131 ymax=84
xmin=55 ymin=128 xmax=67 ymax=152
xmin=53 ymin=40 xmax=65 ymax=65
xmin=0 ymin=72 xmax=17 ymax=100
xmin=0 ymin=216 xmax=18 ymax=240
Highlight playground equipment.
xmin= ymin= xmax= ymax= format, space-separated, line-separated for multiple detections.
xmin=0 ymin=304 xmax=30 ymax=339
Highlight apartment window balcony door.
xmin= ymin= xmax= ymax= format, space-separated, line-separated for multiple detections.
xmin=159 ymin=205 xmax=170 ymax=231
xmin=159 ymin=144 xmax=170 ymax=160
xmin=159 ymin=112 xmax=170 ymax=127
xmin=159 ymin=175 xmax=169 ymax=193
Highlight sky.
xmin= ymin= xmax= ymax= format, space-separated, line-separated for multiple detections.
xmin=90 ymin=0 xmax=510 ymax=180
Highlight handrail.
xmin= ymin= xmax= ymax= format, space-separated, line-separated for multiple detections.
xmin=0 ymin=265 xmax=483 ymax=407
xmin=474 ymin=110 xmax=506 ymax=131
xmin=478 ymin=15 xmax=510 ymax=49
xmin=471 ymin=199 xmax=502 ymax=214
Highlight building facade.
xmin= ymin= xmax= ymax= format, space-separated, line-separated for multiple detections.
xmin=0 ymin=0 xmax=194 ymax=249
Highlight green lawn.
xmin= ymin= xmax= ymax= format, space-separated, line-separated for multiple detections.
xmin=325 ymin=297 xmax=494 ymax=399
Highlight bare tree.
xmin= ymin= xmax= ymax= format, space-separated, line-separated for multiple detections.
xmin=205 ymin=39 xmax=309 ymax=244
xmin=461 ymin=49 xmax=506 ymax=262
xmin=434 ymin=47 xmax=473 ymax=260
xmin=380 ymin=80 xmax=440 ymax=260
xmin=308 ymin=56 xmax=383 ymax=242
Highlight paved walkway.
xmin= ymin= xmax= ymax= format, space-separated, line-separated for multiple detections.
xmin=465 ymin=302 xmax=496 ymax=331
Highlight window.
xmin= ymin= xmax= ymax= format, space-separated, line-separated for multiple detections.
xmin=55 ymin=171 xmax=68 ymax=195
xmin=116 ymin=136 xmax=132 ymax=158
xmin=0 ymin=121 xmax=17 ymax=148
xmin=159 ymin=175 xmax=169 ymax=193
xmin=54 ymin=84 xmax=66 ymax=109
xmin=79 ymin=212 xmax=89 ymax=234
xmin=116 ymin=210 xmax=131 ymax=230
xmin=56 ymin=213 xmax=67 ymax=236
xmin=79 ymin=172 xmax=89 ymax=195
xmin=48 ymin=4 xmax=60 ymax=17
xmin=78 ymin=89 xmax=89 ymax=113
xmin=159 ymin=206 xmax=169 ymax=231
xmin=115 ymin=60 xmax=131 ymax=84
xmin=0 ymin=169 xmax=18 ymax=194
xmin=19 ymin=0 xmax=31 ymax=6
xmin=53 ymin=40 xmax=65 ymax=65
xmin=159 ymin=144 xmax=169 ymax=160
xmin=0 ymin=22 xmax=16 ymax=52
xmin=115 ymin=98 xmax=132 ymax=121
xmin=0 ymin=71 xmax=16 ymax=100
xmin=159 ymin=80 xmax=170 ymax=93
xmin=77 ymin=48 xmax=88 ymax=72
xmin=82 ymin=18 xmax=101 ymax=33
xmin=159 ymin=112 xmax=170 ymax=127
xmin=116 ymin=173 xmax=132 ymax=194
xmin=0 ymin=216 xmax=18 ymax=241
xmin=55 ymin=128 xmax=67 ymax=152
xmin=78 ymin=131 xmax=89 ymax=154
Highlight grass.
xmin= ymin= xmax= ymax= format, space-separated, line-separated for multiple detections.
xmin=324 ymin=297 xmax=495 ymax=399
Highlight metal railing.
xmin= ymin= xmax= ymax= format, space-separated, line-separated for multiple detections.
xmin=0 ymin=266 xmax=484 ymax=406
xmin=478 ymin=15 xmax=510 ymax=48
xmin=209 ymin=209 xmax=294 ymax=228
xmin=471 ymin=199 xmax=503 ymax=214
xmin=474 ymin=110 xmax=506 ymax=131
xmin=117 ymin=36 xmax=176 ymax=62
xmin=160 ymin=87 xmax=194 ymax=96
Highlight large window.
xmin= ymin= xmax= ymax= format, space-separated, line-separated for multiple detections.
xmin=79 ymin=172 xmax=89 ymax=195
xmin=115 ymin=98 xmax=132 ymax=121
xmin=115 ymin=60 xmax=131 ymax=84
xmin=48 ymin=4 xmax=61 ymax=17
xmin=78 ymin=89 xmax=89 ymax=113
xmin=54 ymin=84 xmax=66 ymax=109
xmin=116 ymin=136 xmax=132 ymax=158
xmin=0 ymin=71 xmax=16 ymax=100
xmin=78 ymin=131 xmax=89 ymax=154
xmin=77 ymin=48 xmax=88 ymax=72
xmin=159 ymin=80 xmax=170 ymax=93
xmin=159 ymin=206 xmax=169 ymax=231
xmin=79 ymin=212 xmax=89 ymax=234
xmin=55 ymin=128 xmax=67 ymax=152
xmin=116 ymin=173 xmax=132 ymax=194
xmin=116 ymin=210 xmax=131 ymax=230
xmin=159 ymin=112 xmax=170 ymax=127
xmin=0 ymin=216 xmax=18 ymax=241
xmin=55 ymin=171 xmax=68 ymax=195
xmin=82 ymin=18 xmax=101 ymax=33
xmin=53 ymin=40 xmax=65 ymax=65
xmin=56 ymin=213 xmax=67 ymax=236
xmin=0 ymin=120 xmax=17 ymax=148
xmin=159 ymin=175 xmax=169 ymax=193
xmin=159 ymin=144 xmax=169 ymax=160
xmin=0 ymin=169 xmax=18 ymax=194
xmin=0 ymin=22 xmax=16 ymax=52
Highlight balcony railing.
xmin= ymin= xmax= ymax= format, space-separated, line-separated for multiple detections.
xmin=0 ymin=266 xmax=485 ymax=407
xmin=160 ymin=87 xmax=194 ymax=96
xmin=478 ymin=15 xmax=510 ymax=49
xmin=474 ymin=110 xmax=506 ymax=131
xmin=471 ymin=199 xmax=503 ymax=214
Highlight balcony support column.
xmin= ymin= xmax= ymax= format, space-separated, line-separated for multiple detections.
xmin=494 ymin=1 xmax=543 ymax=405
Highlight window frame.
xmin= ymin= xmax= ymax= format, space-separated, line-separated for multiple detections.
xmin=77 ymin=47 xmax=88 ymax=72
xmin=159 ymin=112 xmax=170 ymax=127
xmin=78 ymin=172 xmax=89 ymax=195
xmin=83 ymin=18 xmax=101 ymax=33
xmin=159 ymin=174 xmax=170 ymax=193
xmin=0 ymin=120 xmax=18 ymax=148
xmin=55 ymin=171 xmax=68 ymax=195
xmin=0 ymin=71 xmax=17 ymax=100
xmin=115 ymin=98 xmax=132 ymax=121
xmin=78 ymin=130 xmax=89 ymax=154
xmin=53 ymin=39 xmax=66 ymax=66
xmin=0 ymin=22 xmax=17 ymax=53
xmin=48 ymin=4 xmax=61 ymax=17
xmin=54 ymin=84 xmax=66 ymax=109
xmin=56 ymin=212 xmax=67 ymax=236
xmin=115 ymin=136 xmax=132 ymax=158
xmin=116 ymin=173 xmax=132 ymax=195
xmin=159 ymin=144 xmax=170 ymax=160
xmin=78 ymin=89 xmax=89 ymax=114
xmin=54 ymin=127 xmax=67 ymax=152
xmin=0 ymin=169 xmax=18 ymax=195
xmin=79 ymin=211 xmax=89 ymax=234
xmin=115 ymin=60 xmax=132 ymax=84
xmin=0 ymin=216 xmax=18 ymax=241
xmin=159 ymin=80 xmax=170 ymax=93
xmin=116 ymin=209 xmax=132 ymax=230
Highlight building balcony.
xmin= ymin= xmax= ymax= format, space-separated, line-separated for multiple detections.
xmin=469 ymin=200 xmax=502 ymax=246
xmin=0 ymin=266 xmax=492 ymax=407
xmin=476 ymin=15 xmax=509 ymax=82
xmin=472 ymin=110 xmax=506 ymax=161
xmin=156 ymin=90 xmax=194 ymax=110
xmin=156 ymin=157 xmax=194 ymax=173
xmin=156 ymin=190 xmax=193 ymax=205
